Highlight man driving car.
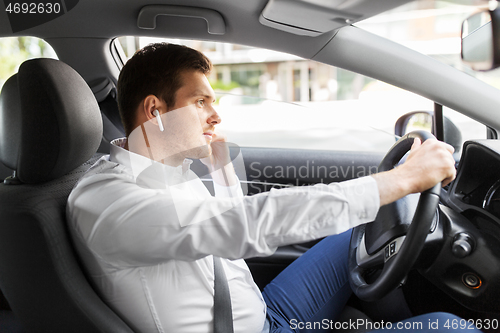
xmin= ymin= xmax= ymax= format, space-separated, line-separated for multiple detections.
xmin=67 ymin=43 xmax=478 ymax=333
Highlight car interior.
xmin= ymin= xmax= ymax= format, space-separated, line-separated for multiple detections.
xmin=1 ymin=0 xmax=500 ymax=332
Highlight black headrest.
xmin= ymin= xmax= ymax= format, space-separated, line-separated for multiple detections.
xmin=0 ymin=74 xmax=21 ymax=172
xmin=0 ymin=59 xmax=103 ymax=184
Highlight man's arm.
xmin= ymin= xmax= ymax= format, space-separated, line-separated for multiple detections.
xmin=204 ymin=132 xmax=456 ymax=207
xmin=372 ymin=138 xmax=456 ymax=206
xmin=74 ymin=136 xmax=455 ymax=265
xmin=69 ymin=171 xmax=379 ymax=265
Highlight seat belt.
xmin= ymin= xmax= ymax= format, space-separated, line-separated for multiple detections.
xmin=213 ymin=256 xmax=234 ymax=333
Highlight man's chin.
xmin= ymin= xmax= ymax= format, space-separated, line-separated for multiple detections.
xmin=186 ymin=144 xmax=211 ymax=160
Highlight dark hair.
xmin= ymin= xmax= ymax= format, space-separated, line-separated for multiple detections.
xmin=117 ymin=43 xmax=212 ymax=136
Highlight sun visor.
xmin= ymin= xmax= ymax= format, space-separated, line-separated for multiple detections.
xmin=259 ymin=0 xmax=412 ymax=37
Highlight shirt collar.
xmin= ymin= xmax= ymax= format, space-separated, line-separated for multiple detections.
xmin=110 ymin=137 xmax=193 ymax=184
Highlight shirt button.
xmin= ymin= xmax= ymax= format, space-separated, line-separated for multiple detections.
xmin=358 ymin=210 xmax=367 ymax=219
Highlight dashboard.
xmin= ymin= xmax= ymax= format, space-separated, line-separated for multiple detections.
xmin=448 ymin=140 xmax=500 ymax=223
xmin=419 ymin=140 xmax=500 ymax=313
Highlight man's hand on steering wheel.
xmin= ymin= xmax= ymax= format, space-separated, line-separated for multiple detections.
xmin=349 ymin=131 xmax=458 ymax=301
xmin=371 ymin=137 xmax=456 ymax=206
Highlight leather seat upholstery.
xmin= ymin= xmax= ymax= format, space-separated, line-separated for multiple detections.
xmin=0 ymin=59 xmax=134 ymax=332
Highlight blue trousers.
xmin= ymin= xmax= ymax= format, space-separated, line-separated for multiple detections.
xmin=262 ymin=230 xmax=482 ymax=333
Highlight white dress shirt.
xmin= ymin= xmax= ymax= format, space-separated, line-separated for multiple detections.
xmin=66 ymin=138 xmax=380 ymax=333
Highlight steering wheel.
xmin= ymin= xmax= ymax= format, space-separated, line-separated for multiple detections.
xmin=348 ymin=130 xmax=441 ymax=301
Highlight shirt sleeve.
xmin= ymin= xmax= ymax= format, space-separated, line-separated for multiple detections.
xmin=68 ymin=173 xmax=379 ymax=267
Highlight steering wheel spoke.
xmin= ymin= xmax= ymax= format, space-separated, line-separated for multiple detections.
xmin=356 ymin=234 xmax=406 ymax=269
xmin=356 ymin=233 xmax=385 ymax=269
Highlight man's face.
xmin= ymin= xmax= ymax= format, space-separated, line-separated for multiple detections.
xmin=160 ymin=70 xmax=220 ymax=161
xmin=128 ymin=69 xmax=220 ymax=165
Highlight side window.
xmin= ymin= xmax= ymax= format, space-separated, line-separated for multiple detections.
xmin=444 ymin=107 xmax=488 ymax=143
xmin=444 ymin=107 xmax=488 ymax=157
xmin=0 ymin=37 xmax=58 ymax=91
xmin=115 ymin=37 xmax=486 ymax=153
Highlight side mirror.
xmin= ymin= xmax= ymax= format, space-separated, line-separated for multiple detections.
xmin=394 ymin=111 xmax=433 ymax=136
xmin=395 ymin=111 xmax=462 ymax=156
xmin=461 ymin=9 xmax=500 ymax=71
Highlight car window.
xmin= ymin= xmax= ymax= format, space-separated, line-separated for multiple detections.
xmin=0 ymin=37 xmax=58 ymax=91
xmin=115 ymin=36 xmax=486 ymax=154
xmin=357 ymin=1 xmax=500 ymax=90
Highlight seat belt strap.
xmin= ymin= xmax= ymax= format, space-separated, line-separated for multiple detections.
xmin=213 ymin=256 xmax=234 ymax=333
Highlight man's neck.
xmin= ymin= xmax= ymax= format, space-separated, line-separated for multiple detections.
xmin=124 ymin=137 xmax=185 ymax=167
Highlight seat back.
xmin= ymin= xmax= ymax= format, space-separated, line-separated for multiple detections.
xmin=0 ymin=59 xmax=134 ymax=332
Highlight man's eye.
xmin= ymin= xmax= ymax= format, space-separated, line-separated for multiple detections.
xmin=197 ymin=100 xmax=204 ymax=106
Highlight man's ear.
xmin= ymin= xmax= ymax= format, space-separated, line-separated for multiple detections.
xmin=142 ymin=95 xmax=164 ymax=121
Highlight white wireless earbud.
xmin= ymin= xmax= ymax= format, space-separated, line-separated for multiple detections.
xmin=153 ymin=109 xmax=164 ymax=132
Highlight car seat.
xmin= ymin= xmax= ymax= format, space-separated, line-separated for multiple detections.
xmin=0 ymin=59 xmax=134 ymax=332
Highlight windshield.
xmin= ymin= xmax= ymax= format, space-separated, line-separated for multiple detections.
xmin=355 ymin=0 xmax=500 ymax=89
xmin=114 ymin=0 xmax=490 ymax=154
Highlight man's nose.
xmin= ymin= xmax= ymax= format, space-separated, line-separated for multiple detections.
xmin=207 ymin=107 xmax=221 ymax=125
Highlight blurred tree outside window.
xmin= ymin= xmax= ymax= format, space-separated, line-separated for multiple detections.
xmin=0 ymin=37 xmax=58 ymax=90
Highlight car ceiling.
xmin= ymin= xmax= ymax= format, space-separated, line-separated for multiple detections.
xmin=1 ymin=0 xmax=500 ymax=134
xmin=0 ymin=0 xmax=413 ymax=58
